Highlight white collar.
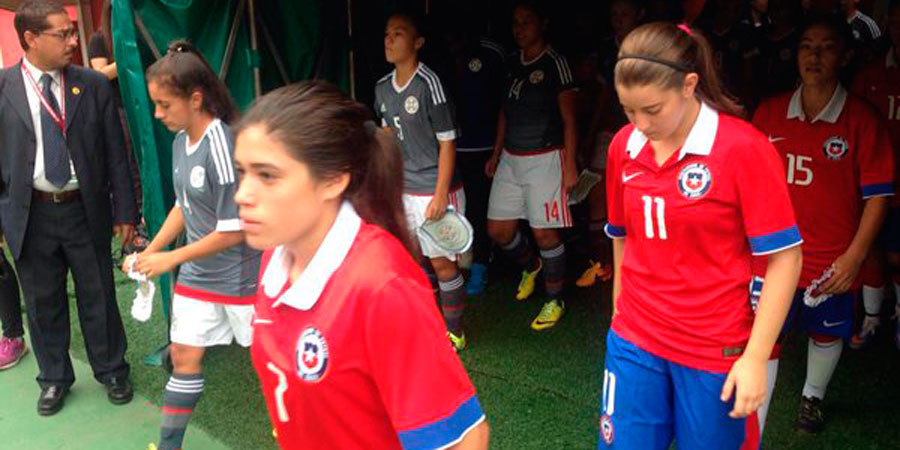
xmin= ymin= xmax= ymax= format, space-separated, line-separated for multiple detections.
xmin=392 ymin=62 xmax=421 ymax=93
xmin=184 ymin=118 xmax=221 ymax=155
xmin=626 ymin=101 xmax=719 ymax=161
xmin=846 ymin=10 xmax=860 ymax=23
xmin=520 ymin=46 xmax=549 ymax=66
xmin=787 ymin=84 xmax=847 ymax=123
xmin=22 ymin=55 xmax=60 ymax=85
xmin=262 ymin=202 xmax=362 ymax=311
xmin=887 ymin=48 xmax=897 ymax=69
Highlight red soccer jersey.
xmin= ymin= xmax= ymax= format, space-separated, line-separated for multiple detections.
xmin=753 ymin=86 xmax=895 ymax=287
xmin=250 ymin=204 xmax=484 ymax=450
xmin=852 ymin=49 xmax=900 ymax=207
xmin=605 ymin=102 xmax=801 ymax=373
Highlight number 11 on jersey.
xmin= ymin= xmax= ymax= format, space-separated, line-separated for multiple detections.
xmin=642 ymin=195 xmax=667 ymax=239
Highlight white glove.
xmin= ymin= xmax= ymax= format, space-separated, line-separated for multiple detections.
xmin=125 ymin=253 xmax=154 ymax=322
xmin=803 ymin=265 xmax=835 ymax=308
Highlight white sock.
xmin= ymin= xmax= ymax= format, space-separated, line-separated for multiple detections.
xmin=757 ymin=359 xmax=779 ymax=437
xmin=862 ymin=285 xmax=886 ymax=315
xmin=802 ymin=338 xmax=842 ymax=400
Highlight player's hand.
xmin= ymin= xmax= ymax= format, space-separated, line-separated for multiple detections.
xmin=721 ymin=355 xmax=767 ymax=418
xmin=134 ymin=251 xmax=178 ymax=279
xmin=485 ymin=155 xmax=500 ymax=178
xmin=114 ymin=223 xmax=136 ymax=249
xmin=563 ymin=163 xmax=578 ymax=193
xmin=818 ymin=251 xmax=863 ymax=295
xmin=425 ymin=195 xmax=449 ymax=220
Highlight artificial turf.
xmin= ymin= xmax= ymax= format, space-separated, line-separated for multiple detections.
xmin=61 ymin=255 xmax=900 ymax=449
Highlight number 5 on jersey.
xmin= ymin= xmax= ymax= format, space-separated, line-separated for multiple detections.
xmin=642 ymin=195 xmax=667 ymax=240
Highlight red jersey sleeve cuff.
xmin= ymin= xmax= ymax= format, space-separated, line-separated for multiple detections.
xmin=862 ymin=183 xmax=894 ymax=199
xmin=604 ymin=223 xmax=626 ymax=239
xmin=397 ymin=395 xmax=485 ymax=450
xmin=748 ymin=225 xmax=802 ymax=256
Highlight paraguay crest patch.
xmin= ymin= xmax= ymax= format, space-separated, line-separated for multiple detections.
xmin=190 ymin=166 xmax=206 ymax=189
xmin=468 ymin=57 xmax=483 ymax=73
xmin=822 ymin=135 xmax=849 ymax=160
xmin=405 ymin=95 xmax=420 ymax=114
xmin=600 ymin=414 xmax=614 ymax=445
xmin=529 ymin=69 xmax=544 ymax=84
xmin=677 ymin=163 xmax=712 ymax=199
xmin=296 ymin=327 xmax=329 ymax=382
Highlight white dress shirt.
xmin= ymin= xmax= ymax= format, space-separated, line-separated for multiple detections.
xmin=21 ymin=56 xmax=78 ymax=193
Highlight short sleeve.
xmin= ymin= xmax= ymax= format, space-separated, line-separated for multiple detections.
xmin=206 ymin=124 xmax=241 ymax=232
xmin=365 ymin=277 xmax=484 ymax=450
xmin=551 ymin=53 xmax=575 ymax=92
xmin=735 ymin=135 xmax=802 ymax=255
xmin=855 ymin=108 xmax=894 ymax=199
xmin=604 ymin=129 xmax=628 ymax=239
xmin=88 ymin=32 xmax=109 ymax=60
xmin=423 ymin=75 xmax=458 ymax=142
xmin=374 ymin=86 xmax=385 ymax=123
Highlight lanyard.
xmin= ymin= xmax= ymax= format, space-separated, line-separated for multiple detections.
xmin=22 ymin=65 xmax=66 ymax=137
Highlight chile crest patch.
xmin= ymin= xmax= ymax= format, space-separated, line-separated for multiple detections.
xmin=296 ymin=327 xmax=329 ymax=382
xmin=822 ymin=135 xmax=849 ymax=160
xmin=600 ymin=414 xmax=614 ymax=445
xmin=677 ymin=163 xmax=712 ymax=199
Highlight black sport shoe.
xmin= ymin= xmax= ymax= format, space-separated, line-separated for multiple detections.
xmin=795 ymin=395 xmax=825 ymax=434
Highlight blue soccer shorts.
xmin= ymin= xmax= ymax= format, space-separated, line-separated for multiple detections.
xmin=781 ymin=289 xmax=857 ymax=339
xmin=598 ymin=330 xmax=745 ymax=450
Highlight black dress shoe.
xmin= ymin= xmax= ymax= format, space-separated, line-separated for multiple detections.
xmin=105 ymin=376 xmax=133 ymax=405
xmin=37 ymin=385 xmax=69 ymax=416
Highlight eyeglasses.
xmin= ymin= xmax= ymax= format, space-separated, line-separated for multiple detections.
xmin=41 ymin=28 xmax=79 ymax=41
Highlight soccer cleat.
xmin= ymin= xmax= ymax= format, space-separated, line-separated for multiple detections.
xmin=146 ymin=444 xmax=158 ymax=450
xmin=794 ymin=395 xmax=825 ymax=434
xmin=576 ymin=260 xmax=612 ymax=288
xmin=515 ymin=260 xmax=543 ymax=301
xmin=0 ymin=336 xmax=28 ymax=370
xmin=448 ymin=331 xmax=467 ymax=352
xmin=849 ymin=316 xmax=880 ymax=349
xmin=466 ymin=263 xmax=487 ymax=296
xmin=531 ymin=300 xmax=565 ymax=331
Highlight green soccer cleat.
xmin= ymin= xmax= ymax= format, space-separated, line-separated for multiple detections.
xmin=448 ymin=331 xmax=467 ymax=352
xmin=531 ymin=299 xmax=565 ymax=331
xmin=515 ymin=260 xmax=543 ymax=301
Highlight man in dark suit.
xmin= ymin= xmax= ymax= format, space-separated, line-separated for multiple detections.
xmin=0 ymin=0 xmax=138 ymax=415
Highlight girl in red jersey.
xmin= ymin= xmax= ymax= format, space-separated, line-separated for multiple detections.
xmin=752 ymin=15 xmax=893 ymax=435
xmin=233 ymin=81 xmax=489 ymax=450
xmin=600 ymin=22 xmax=803 ymax=449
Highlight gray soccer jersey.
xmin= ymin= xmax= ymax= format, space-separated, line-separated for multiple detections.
xmin=172 ymin=119 xmax=260 ymax=298
xmin=375 ymin=63 xmax=460 ymax=194
xmin=502 ymin=47 xmax=575 ymax=152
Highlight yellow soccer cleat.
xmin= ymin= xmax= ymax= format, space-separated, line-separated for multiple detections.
xmin=146 ymin=444 xmax=158 ymax=450
xmin=515 ymin=260 xmax=543 ymax=301
xmin=448 ymin=331 xmax=467 ymax=352
xmin=576 ymin=261 xmax=612 ymax=288
xmin=531 ymin=299 xmax=565 ymax=331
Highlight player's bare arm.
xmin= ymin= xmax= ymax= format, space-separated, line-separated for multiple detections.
xmin=819 ymin=196 xmax=889 ymax=295
xmin=558 ymin=89 xmax=578 ymax=192
xmin=721 ymin=245 xmax=801 ymax=418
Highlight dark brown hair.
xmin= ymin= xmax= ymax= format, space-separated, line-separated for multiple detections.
xmin=14 ymin=0 xmax=66 ymax=51
xmin=615 ymin=22 xmax=745 ymax=118
xmin=146 ymin=40 xmax=238 ymax=124
xmin=237 ymin=81 xmax=412 ymax=254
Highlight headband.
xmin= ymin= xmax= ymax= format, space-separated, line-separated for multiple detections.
xmin=617 ymin=54 xmax=694 ymax=73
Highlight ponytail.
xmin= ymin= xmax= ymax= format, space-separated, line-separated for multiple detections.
xmin=350 ymin=127 xmax=412 ymax=254
xmin=615 ymin=22 xmax=745 ymax=118
xmin=146 ymin=39 xmax=239 ymax=124
xmin=237 ymin=81 xmax=414 ymax=255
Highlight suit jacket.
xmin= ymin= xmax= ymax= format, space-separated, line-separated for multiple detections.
xmin=0 ymin=61 xmax=137 ymax=259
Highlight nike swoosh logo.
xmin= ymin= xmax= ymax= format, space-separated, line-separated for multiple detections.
xmin=622 ymin=172 xmax=643 ymax=183
xmin=823 ymin=320 xmax=845 ymax=327
xmin=768 ymin=136 xmax=786 ymax=143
